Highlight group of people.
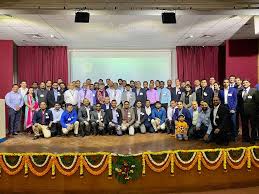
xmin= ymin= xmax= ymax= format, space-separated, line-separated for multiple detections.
xmin=5 ymin=76 xmax=259 ymax=145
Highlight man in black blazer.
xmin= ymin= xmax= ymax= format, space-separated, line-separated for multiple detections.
xmin=78 ymin=99 xmax=93 ymax=136
xmin=237 ymin=80 xmax=256 ymax=144
xmin=104 ymin=100 xmax=122 ymax=135
xmin=133 ymin=101 xmax=148 ymax=134
xmin=132 ymin=81 xmax=147 ymax=107
xmin=46 ymin=82 xmax=64 ymax=108
xmin=196 ymin=79 xmax=214 ymax=106
xmin=209 ymin=96 xmax=230 ymax=145
xmin=171 ymin=79 xmax=182 ymax=101
xmin=32 ymin=101 xmax=53 ymax=140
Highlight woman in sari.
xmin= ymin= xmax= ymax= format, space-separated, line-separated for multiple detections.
xmin=24 ymin=87 xmax=39 ymax=133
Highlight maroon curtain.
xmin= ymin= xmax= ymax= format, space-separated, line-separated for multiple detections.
xmin=17 ymin=46 xmax=68 ymax=85
xmin=176 ymin=46 xmax=219 ymax=83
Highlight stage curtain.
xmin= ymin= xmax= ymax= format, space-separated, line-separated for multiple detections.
xmin=17 ymin=46 xmax=68 ymax=85
xmin=176 ymin=46 xmax=219 ymax=83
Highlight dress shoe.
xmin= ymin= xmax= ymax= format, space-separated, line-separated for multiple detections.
xmin=12 ymin=132 xmax=18 ymax=135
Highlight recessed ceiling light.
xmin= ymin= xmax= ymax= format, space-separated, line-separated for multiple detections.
xmin=185 ymin=35 xmax=194 ymax=39
xmin=229 ymin=15 xmax=241 ymax=19
xmin=50 ymin=34 xmax=55 ymax=38
xmin=201 ymin=35 xmax=213 ymax=38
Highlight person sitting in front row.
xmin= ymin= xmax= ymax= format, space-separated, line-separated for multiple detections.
xmin=134 ymin=101 xmax=148 ymax=134
xmin=175 ymin=114 xmax=189 ymax=141
xmin=32 ymin=101 xmax=53 ymax=140
xmin=151 ymin=101 xmax=166 ymax=132
xmin=90 ymin=103 xmax=106 ymax=135
xmin=105 ymin=100 xmax=122 ymax=135
xmin=121 ymin=101 xmax=135 ymax=135
xmin=50 ymin=103 xmax=64 ymax=137
xmin=78 ymin=98 xmax=93 ymax=136
xmin=60 ymin=103 xmax=79 ymax=137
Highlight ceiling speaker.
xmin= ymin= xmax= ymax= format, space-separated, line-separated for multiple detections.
xmin=162 ymin=12 xmax=176 ymax=24
xmin=75 ymin=12 xmax=90 ymax=23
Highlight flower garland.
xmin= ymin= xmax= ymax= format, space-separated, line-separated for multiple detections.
xmin=147 ymin=153 xmax=170 ymax=166
xmin=2 ymin=155 xmax=23 ymax=169
xmin=0 ymin=146 xmax=259 ymax=179
xmin=30 ymin=155 xmax=51 ymax=168
xmin=57 ymin=155 xmax=78 ymax=170
xmin=84 ymin=155 xmax=107 ymax=169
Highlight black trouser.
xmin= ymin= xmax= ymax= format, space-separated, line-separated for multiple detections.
xmin=8 ymin=108 xmax=21 ymax=134
xmin=240 ymin=111 xmax=256 ymax=142
xmin=193 ymin=124 xmax=208 ymax=139
xmin=51 ymin=122 xmax=62 ymax=136
xmin=165 ymin=119 xmax=175 ymax=134
xmin=255 ymin=115 xmax=259 ymax=140
xmin=210 ymin=128 xmax=229 ymax=145
xmin=79 ymin=121 xmax=91 ymax=136
xmin=91 ymin=122 xmax=105 ymax=135
xmin=161 ymin=103 xmax=168 ymax=112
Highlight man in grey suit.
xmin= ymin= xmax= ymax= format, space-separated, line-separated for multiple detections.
xmin=121 ymin=101 xmax=135 ymax=135
xmin=132 ymin=81 xmax=147 ymax=107
xmin=78 ymin=98 xmax=93 ymax=136
xmin=238 ymin=80 xmax=256 ymax=144
xmin=90 ymin=103 xmax=105 ymax=135
xmin=134 ymin=101 xmax=147 ymax=134
xmin=121 ymin=84 xmax=136 ymax=107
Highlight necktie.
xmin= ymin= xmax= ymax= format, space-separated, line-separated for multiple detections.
xmin=42 ymin=110 xmax=45 ymax=124
xmin=243 ymin=89 xmax=248 ymax=100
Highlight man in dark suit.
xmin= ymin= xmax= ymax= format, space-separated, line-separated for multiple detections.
xmin=133 ymin=101 xmax=148 ymax=134
xmin=32 ymin=101 xmax=53 ymax=140
xmin=78 ymin=99 xmax=93 ymax=136
xmin=104 ymin=99 xmax=122 ymax=135
xmin=171 ymin=79 xmax=182 ymax=101
xmin=219 ymin=79 xmax=237 ymax=141
xmin=90 ymin=103 xmax=105 ymax=135
xmin=46 ymin=82 xmax=64 ymax=108
xmin=101 ymin=97 xmax=111 ymax=111
xmin=237 ymin=80 xmax=256 ymax=144
xmin=196 ymin=79 xmax=214 ymax=106
xmin=209 ymin=96 xmax=230 ymax=145
xmin=132 ymin=81 xmax=147 ymax=107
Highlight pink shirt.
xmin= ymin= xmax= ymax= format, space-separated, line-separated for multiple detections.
xmin=146 ymin=89 xmax=159 ymax=104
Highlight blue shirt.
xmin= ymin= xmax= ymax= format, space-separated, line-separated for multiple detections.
xmin=196 ymin=109 xmax=212 ymax=135
xmin=5 ymin=91 xmax=24 ymax=110
xmin=50 ymin=108 xmax=64 ymax=123
xmin=91 ymin=89 xmax=97 ymax=105
xmin=60 ymin=109 xmax=78 ymax=128
xmin=157 ymin=87 xmax=171 ymax=104
xmin=151 ymin=108 xmax=166 ymax=124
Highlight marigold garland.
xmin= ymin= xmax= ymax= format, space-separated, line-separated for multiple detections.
xmin=0 ymin=156 xmax=25 ymax=176
xmin=145 ymin=155 xmax=170 ymax=172
xmin=27 ymin=156 xmax=55 ymax=177
xmin=174 ymin=153 xmax=198 ymax=171
xmin=83 ymin=155 xmax=109 ymax=176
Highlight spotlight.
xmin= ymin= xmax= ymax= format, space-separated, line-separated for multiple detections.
xmin=162 ymin=12 xmax=176 ymax=24
xmin=75 ymin=12 xmax=90 ymax=23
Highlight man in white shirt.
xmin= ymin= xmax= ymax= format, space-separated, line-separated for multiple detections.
xmin=121 ymin=84 xmax=136 ymax=107
xmin=50 ymin=103 xmax=64 ymax=136
xmin=78 ymin=98 xmax=93 ymax=136
xmin=18 ymin=81 xmax=28 ymax=98
xmin=90 ymin=103 xmax=105 ymax=135
xmin=64 ymin=83 xmax=79 ymax=109
xmin=144 ymin=100 xmax=155 ymax=133
xmin=166 ymin=100 xmax=177 ymax=134
xmin=107 ymin=82 xmax=122 ymax=107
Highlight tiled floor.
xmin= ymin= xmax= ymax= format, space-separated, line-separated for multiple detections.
xmin=0 ymin=133 xmax=252 ymax=154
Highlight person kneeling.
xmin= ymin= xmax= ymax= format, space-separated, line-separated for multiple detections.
xmin=105 ymin=100 xmax=122 ymax=135
xmin=134 ymin=101 xmax=147 ymax=134
xmin=121 ymin=101 xmax=135 ymax=135
xmin=175 ymin=114 xmax=189 ymax=141
xmin=60 ymin=103 xmax=79 ymax=137
xmin=151 ymin=101 xmax=166 ymax=132
xmin=78 ymin=99 xmax=93 ymax=136
xmin=32 ymin=102 xmax=53 ymax=140
xmin=90 ymin=103 xmax=105 ymax=135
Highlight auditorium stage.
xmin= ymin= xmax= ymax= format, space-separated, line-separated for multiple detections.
xmin=0 ymin=133 xmax=250 ymax=154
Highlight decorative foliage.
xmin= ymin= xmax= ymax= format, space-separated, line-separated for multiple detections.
xmin=0 ymin=146 xmax=259 ymax=183
xmin=113 ymin=156 xmax=142 ymax=184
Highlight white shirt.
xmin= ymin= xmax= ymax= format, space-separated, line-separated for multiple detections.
xmin=19 ymin=87 xmax=28 ymax=98
xmin=50 ymin=108 xmax=64 ymax=123
xmin=97 ymin=111 xmax=102 ymax=121
xmin=192 ymin=109 xmax=199 ymax=126
xmin=167 ymin=106 xmax=176 ymax=121
xmin=213 ymin=105 xmax=220 ymax=126
xmin=224 ymin=88 xmax=229 ymax=104
xmin=85 ymin=106 xmax=91 ymax=121
xmin=145 ymin=106 xmax=152 ymax=116
xmin=242 ymin=87 xmax=250 ymax=98
xmin=64 ymin=89 xmax=78 ymax=105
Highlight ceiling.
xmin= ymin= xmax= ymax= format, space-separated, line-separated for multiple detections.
xmin=1 ymin=0 xmax=259 ymax=10
xmin=0 ymin=10 xmax=253 ymax=49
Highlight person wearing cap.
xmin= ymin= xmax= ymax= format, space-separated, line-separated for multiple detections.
xmin=60 ymin=103 xmax=79 ymax=137
xmin=175 ymin=114 xmax=189 ymax=141
xmin=151 ymin=101 xmax=166 ymax=132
